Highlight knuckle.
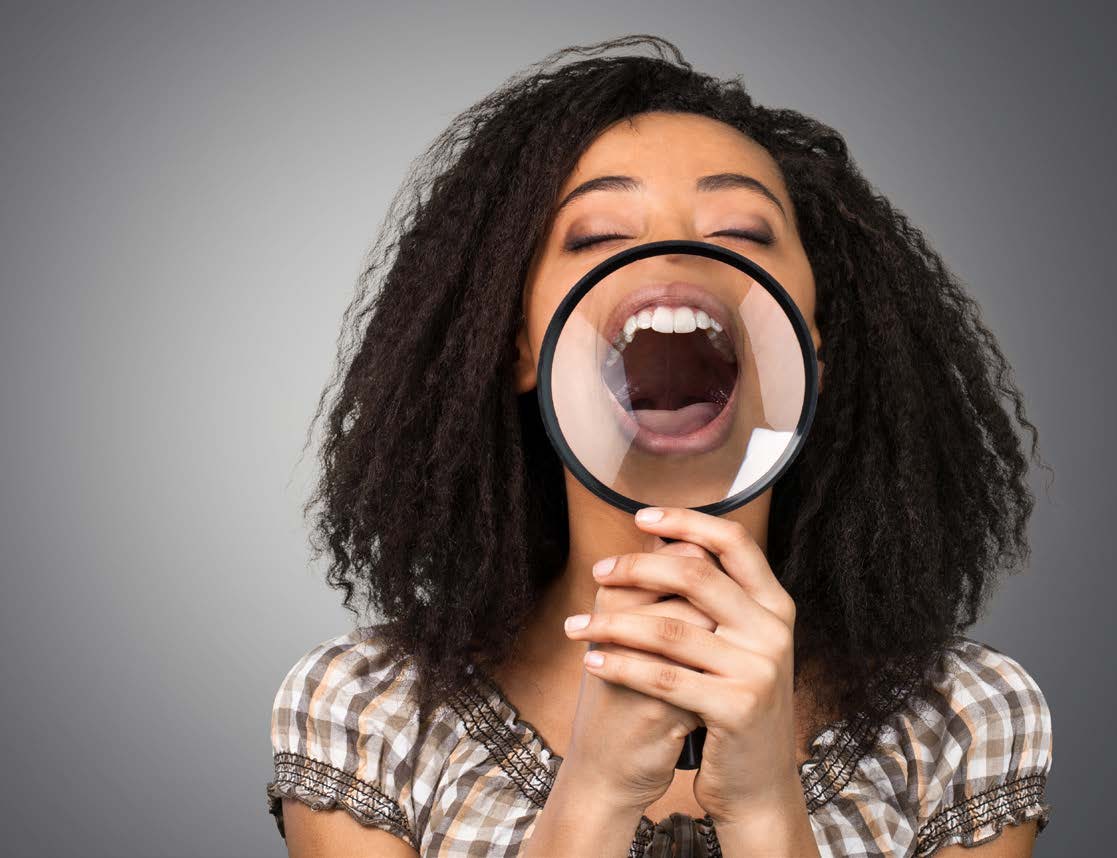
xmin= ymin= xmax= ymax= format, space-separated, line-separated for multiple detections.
xmin=737 ymin=684 xmax=760 ymax=712
xmin=653 ymin=664 xmax=681 ymax=691
xmin=654 ymin=616 xmax=688 ymax=643
xmin=669 ymin=721 xmax=692 ymax=741
xmin=685 ymin=558 xmax=714 ymax=588
xmin=617 ymin=553 xmax=639 ymax=576
xmin=755 ymin=655 xmax=780 ymax=687
xmin=729 ymin=519 xmax=750 ymax=543
xmin=778 ymin=593 xmax=797 ymax=624
xmin=770 ymin=622 xmax=794 ymax=653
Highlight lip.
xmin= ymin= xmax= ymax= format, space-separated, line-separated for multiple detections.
xmin=601 ymin=280 xmax=736 ymax=349
xmin=608 ymin=361 xmax=740 ymax=455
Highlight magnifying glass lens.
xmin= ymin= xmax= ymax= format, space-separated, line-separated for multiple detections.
xmin=545 ymin=251 xmax=809 ymax=511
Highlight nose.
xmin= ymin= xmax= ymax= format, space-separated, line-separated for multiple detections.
xmin=643 ymin=220 xmax=707 ymax=263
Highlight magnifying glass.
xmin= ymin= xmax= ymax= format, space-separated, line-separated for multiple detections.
xmin=535 ymin=239 xmax=819 ymax=769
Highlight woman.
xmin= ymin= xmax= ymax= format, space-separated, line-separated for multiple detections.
xmin=265 ymin=35 xmax=1054 ymax=857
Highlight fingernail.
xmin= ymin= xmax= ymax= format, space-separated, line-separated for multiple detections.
xmin=592 ymin=556 xmax=616 ymax=577
xmin=564 ymin=613 xmax=590 ymax=632
xmin=635 ymin=507 xmax=664 ymax=523
xmin=585 ymin=651 xmax=605 ymax=667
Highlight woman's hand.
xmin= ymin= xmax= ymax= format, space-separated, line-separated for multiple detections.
xmin=563 ymin=505 xmax=801 ymax=828
xmin=557 ymin=536 xmax=721 ymax=814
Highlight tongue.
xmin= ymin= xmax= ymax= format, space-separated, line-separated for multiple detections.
xmin=631 ymin=401 xmax=721 ymax=435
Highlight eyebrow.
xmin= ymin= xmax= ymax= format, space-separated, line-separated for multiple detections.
xmin=554 ymin=172 xmax=788 ymax=222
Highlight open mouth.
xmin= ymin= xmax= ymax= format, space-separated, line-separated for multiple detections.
xmin=602 ymin=300 xmax=739 ymax=455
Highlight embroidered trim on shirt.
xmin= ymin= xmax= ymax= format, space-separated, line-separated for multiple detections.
xmin=799 ymin=717 xmax=869 ymax=810
xmin=912 ymin=772 xmax=1049 ymax=856
xmin=630 ymin=818 xmax=655 ymax=858
xmin=447 ymin=677 xmax=558 ymax=809
xmin=697 ymin=814 xmax=722 ymax=858
xmin=266 ymin=751 xmax=416 ymax=847
xmin=799 ymin=672 xmax=916 ymax=811
xmin=640 ymin=812 xmax=721 ymax=858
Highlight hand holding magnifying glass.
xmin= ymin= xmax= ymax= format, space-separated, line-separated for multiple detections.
xmin=537 ymin=239 xmax=818 ymax=769
xmin=565 ymin=504 xmax=801 ymax=826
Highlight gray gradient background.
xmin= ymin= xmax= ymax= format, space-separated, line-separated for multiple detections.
xmin=0 ymin=2 xmax=1108 ymax=855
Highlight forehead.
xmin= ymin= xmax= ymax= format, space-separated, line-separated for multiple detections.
xmin=557 ymin=111 xmax=785 ymax=199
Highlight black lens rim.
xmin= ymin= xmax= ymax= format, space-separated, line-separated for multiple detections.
xmin=535 ymin=239 xmax=819 ymax=515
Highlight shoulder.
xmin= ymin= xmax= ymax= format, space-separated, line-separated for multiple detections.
xmin=268 ymin=624 xmax=421 ymax=761
xmin=895 ymin=637 xmax=1054 ymax=856
xmin=264 ymin=625 xmax=463 ymax=849
xmin=809 ymin=637 xmax=1054 ymax=856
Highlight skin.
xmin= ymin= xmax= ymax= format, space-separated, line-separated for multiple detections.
xmin=280 ymin=111 xmax=1039 ymax=857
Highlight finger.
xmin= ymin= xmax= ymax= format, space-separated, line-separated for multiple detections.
xmin=588 ymin=596 xmax=711 ymax=642
xmin=634 ymin=595 xmax=717 ymax=632
xmin=607 ymin=538 xmax=712 ymax=610
xmin=652 ymin=539 xmax=715 ymax=566
xmin=593 ymin=581 xmax=662 ymax=614
xmin=644 ymin=540 xmax=722 ymax=614
xmin=653 ymin=538 xmax=703 ymax=557
xmin=632 ymin=507 xmax=795 ymax=623
xmin=567 ymin=611 xmax=738 ymax=677
xmin=581 ymin=646 xmax=722 ymax=721
xmin=640 ymin=530 xmax=668 ymax=553
xmin=593 ymin=550 xmax=773 ymax=632
xmin=594 ymin=542 xmax=708 ymax=612
xmin=605 ymin=588 xmax=786 ymax=662
xmin=586 ymin=596 xmax=714 ymax=669
xmin=583 ymin=597 xmax=716 ymax=673
xmin=644 ymin=533 xmax=715 ymax=565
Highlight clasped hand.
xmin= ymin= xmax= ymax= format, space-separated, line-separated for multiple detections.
xmin=563 ymin=505 xmax=801 ymax=826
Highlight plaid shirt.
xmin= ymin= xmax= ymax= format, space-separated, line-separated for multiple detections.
xmin=266 ymin=627 xmax=1053 ymax=857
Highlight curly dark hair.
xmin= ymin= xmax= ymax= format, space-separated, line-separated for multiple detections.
xmin=298 ymin=35 xmax=1053 ymax=746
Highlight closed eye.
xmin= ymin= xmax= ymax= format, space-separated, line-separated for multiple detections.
xmin=563 ymin=229 xmax=774 ymax=252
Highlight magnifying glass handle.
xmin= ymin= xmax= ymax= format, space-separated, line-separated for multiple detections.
xmin=654 ymin=534 xmax=707 ymax=770
xmin=676 ymin=725 xmax=706 ymax=769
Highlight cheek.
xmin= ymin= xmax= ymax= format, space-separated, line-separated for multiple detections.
xmin=521 ymin=281 xmax=561 ymax=362
xmin=771 ymin=256 xmax=818 ymax=328
xmin=782 ymin=260 xmax=820 ymax=358
xmin=523 ymin=258 xmax=589 ymax=355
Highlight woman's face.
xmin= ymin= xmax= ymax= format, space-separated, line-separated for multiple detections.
xmin=513 ymin=110 xmax=824 ymax=508
xmin=514 ymin=110 xmax=823 ymax=401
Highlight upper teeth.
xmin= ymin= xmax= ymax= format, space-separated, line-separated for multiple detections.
xmin=606 ymin=304 xmax=731 ymax=365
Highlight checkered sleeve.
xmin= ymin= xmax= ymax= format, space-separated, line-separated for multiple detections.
xmin=911 ymin=641 xmax=1054 ymax=856
xmin=264 ymin=628 xmax=421 ymax=850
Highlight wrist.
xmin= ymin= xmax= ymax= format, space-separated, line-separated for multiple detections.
xmin=522 ymin=762 xmax=645 ymax=858
xmin=710 ymin=776 xmax=819 ymax=857
xmin=553 ymin=754 xmax=651 ymax=815
xmin=557 ymin=749 xmax=661 ymax=815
